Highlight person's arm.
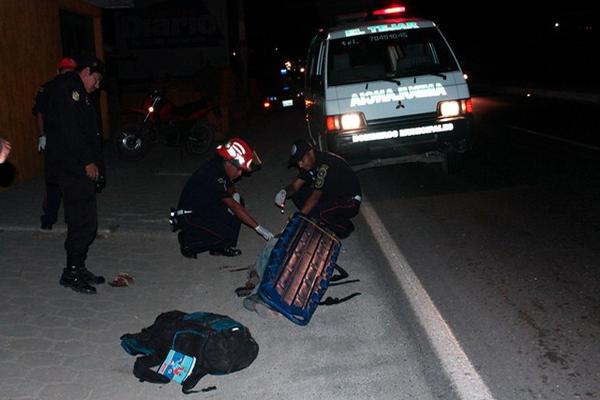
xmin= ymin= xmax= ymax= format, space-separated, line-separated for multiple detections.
xmin=36 ymin=113 xmax=44 ymax=136
xmin=301 ymin=189 xmax=322 ymax=215
xmin=284 ymin=177 xmax=306 ymax=198
xmin=0 ymin=138 xmax=11 ymax=164
xmin=222 ymin=197 xmax=258 ymax=228
xmin=56 ymin=86 xmax=97 ymax=180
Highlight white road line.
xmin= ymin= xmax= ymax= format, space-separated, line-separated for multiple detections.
xmin=361 ymin=197 xmax=496 ymax=400
xmin=505 ymin=124 xmax=600 ymax=151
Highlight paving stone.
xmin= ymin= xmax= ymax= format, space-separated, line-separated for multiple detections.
xmin=8 ymin=338 xmax=54 ymax=352
xmin=52 ymin=340 xmax=96 ymax=356
xmin=26 ymin=365 xmax=78 ymax=384
xmin=37 ymin=383 xmax=92 ymax=400
xmin=18 ymin=351 xmax=64 ymax=367
xmin=0 ymin=324 xmax=39 ymax=338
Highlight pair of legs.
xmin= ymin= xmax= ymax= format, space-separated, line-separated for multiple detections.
xmin=178 ymin=203 xmax=242 ymax=258
xmin=291 ymin=186 xmax=360 ymax=238
xmin=41 ymin=164 xmax=62 ymax=229
xmin=58 ymin=174 xmax=103 ymax=294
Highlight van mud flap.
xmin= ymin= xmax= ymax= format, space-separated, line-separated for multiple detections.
xmin=351 ymin=151 xmax=446 ymax=172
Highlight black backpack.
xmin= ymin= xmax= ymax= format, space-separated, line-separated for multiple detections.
xmin=120 ymin=311 xmax=259 ymax=394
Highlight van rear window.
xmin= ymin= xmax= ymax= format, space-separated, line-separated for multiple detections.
xmin=327 ymin=27 xmax=458 ymax=86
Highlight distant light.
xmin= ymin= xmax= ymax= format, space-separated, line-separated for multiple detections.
xmin=463 ymin=73 xmax=468 ymax=80
xmin=263 ymin=101 xmax=271 ymax=109
xmin=274 ymin=47 xmax=279 ymax=51
xmin=554 ymin=22 xmax=560 ymax=28
xmin=526 ymin=93 xmax=532 ymax=97
xmin=232 ymin=51 xmax=237 ymax=56
xmin=300 ymin=67 xmax=305 ymax=73
xmin=280 ymin=68 xmax=287 ymax=75
xmin=148 ymin=106 xmax=154 ymax=113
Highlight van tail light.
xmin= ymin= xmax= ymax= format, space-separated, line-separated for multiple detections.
xmin=326 ymin=112 xmax=366 ymax=133
xmin=437 ymin=99 xmax=472 ymax=118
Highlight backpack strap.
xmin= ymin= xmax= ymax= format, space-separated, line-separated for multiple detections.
xmin=133 ymin=354 xmax=171 ymax=384
xmin=330 ymin=264 xmax=349 ymax=282
xmin=181 ymin=365 xmax=208 ymax=394
xmin=319 ymin=292 xmax=361 ymax=306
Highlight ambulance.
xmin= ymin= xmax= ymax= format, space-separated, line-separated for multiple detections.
xmin=304 ymin=5 xmax=472 ymax=171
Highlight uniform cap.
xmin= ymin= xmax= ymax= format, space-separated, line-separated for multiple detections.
xmin=288 ymin=139 xmax=313 ymax=165
xmin=75 ymin=55 xmax=105 ymax=76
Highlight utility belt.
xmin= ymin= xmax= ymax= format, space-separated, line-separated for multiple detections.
xmin=168 ymin=208 xmax=192 ymax=232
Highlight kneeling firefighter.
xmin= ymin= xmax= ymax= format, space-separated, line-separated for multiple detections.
xmin=172 ymin=138 xmax=274 ymax=258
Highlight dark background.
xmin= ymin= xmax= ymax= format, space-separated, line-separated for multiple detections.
xmin=102 ymin=0 xmax=599 ymax=91
xmin=241 ymin=0 xmax=599 ymax=91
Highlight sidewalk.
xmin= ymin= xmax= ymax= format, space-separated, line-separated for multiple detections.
xmin=0 ymin=110 xmax=438 ymax=400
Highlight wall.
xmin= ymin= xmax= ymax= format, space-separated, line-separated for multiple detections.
xmin=0 ymin=0 xmax=105 ymax=184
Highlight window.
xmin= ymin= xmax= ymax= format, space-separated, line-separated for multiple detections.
xmin=327 ymin=27 xmax=458 ymax=86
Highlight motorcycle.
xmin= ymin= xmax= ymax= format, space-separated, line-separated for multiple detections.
xmin=114 ymin=86 xmax=218 ymax=160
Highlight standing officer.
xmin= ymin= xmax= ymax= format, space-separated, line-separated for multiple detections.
xmin=33 ymin=57 xmax=77 ymax=230
xmin=44 ymin=56 xmax=106 ymax=294
xmin=174 ymin=138 xmax=274 ymax=258
xmin=275 ymin=139 xmax=362 ymax=238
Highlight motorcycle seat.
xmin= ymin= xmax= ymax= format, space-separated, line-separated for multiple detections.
xmin=172 ymin=99 xmax=211 ymax=118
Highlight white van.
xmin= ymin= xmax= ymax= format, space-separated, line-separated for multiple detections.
xmin=305 ymin=6 xmax=472 ymax=171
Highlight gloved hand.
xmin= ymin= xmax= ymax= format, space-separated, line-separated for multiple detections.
xmin=232 ymin=192 xmax=241 ymax=204
xmin=274 ymin=189 xmax=287 ymax=208
xmin=255 ymin=225 xmax=274 ymax=241
xmin=38 ymin=135 xmax=46 ymax=152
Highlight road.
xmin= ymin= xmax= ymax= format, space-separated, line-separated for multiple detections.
xmin=354 ymin=91 xmax=600 ymax=399
xmin=0 ymin=92 xmax=598 ymax=400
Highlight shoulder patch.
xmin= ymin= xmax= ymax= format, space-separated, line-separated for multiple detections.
xmin=71 ymin=91 xmax=80 ymax=102
xmin=314 ymin=164 xmax=329 ymax=189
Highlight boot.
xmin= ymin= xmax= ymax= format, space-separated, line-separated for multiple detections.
xmin=60 ymin=267 xmax=96 ymax=294
xmin=76 ymin=266 xmax=105 ymax=285
xmin=178 ymin=232 xmax=197 ymax=258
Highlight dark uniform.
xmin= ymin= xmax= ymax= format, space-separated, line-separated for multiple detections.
xmin=44 ymin=71 xmax=104 ymax=291
xmin=176 ymin=157 xmax=242 ymax=255
xmin=32 ymin=74 xmax=70 ymax=229
xmin=292 ymin=151 xmax=362 ymax=238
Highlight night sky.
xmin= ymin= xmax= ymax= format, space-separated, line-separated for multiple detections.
xmin=243 ymin=0 xmax=598 ymax=89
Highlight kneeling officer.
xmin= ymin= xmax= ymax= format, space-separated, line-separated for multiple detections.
xmin=275 ymin=139 xmax=361 ymax=238
xmin=174 ymin=138 xmax=274 ymax=258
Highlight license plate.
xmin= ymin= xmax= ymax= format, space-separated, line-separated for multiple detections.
xmin=282 ymin=99 xmax=293 ymax=107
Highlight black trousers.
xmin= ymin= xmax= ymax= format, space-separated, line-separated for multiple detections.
xmin=179 ymin=203 xmax=241 ymax=254
xmin=59 ymin=174 xmax=97 ymax=268
xmin=42 ymin=162 xmax=62 ymax=225
xmin=41 ymin=183 xmax=62 ymax=225
xmin=291 ymin=186 xmax=360 ymax=238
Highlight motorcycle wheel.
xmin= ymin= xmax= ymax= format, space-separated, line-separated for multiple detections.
xmin=185 ymin=121 xmax=214 ymax=155
xmin=114 ymin=122 xmax=152 ymax=160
